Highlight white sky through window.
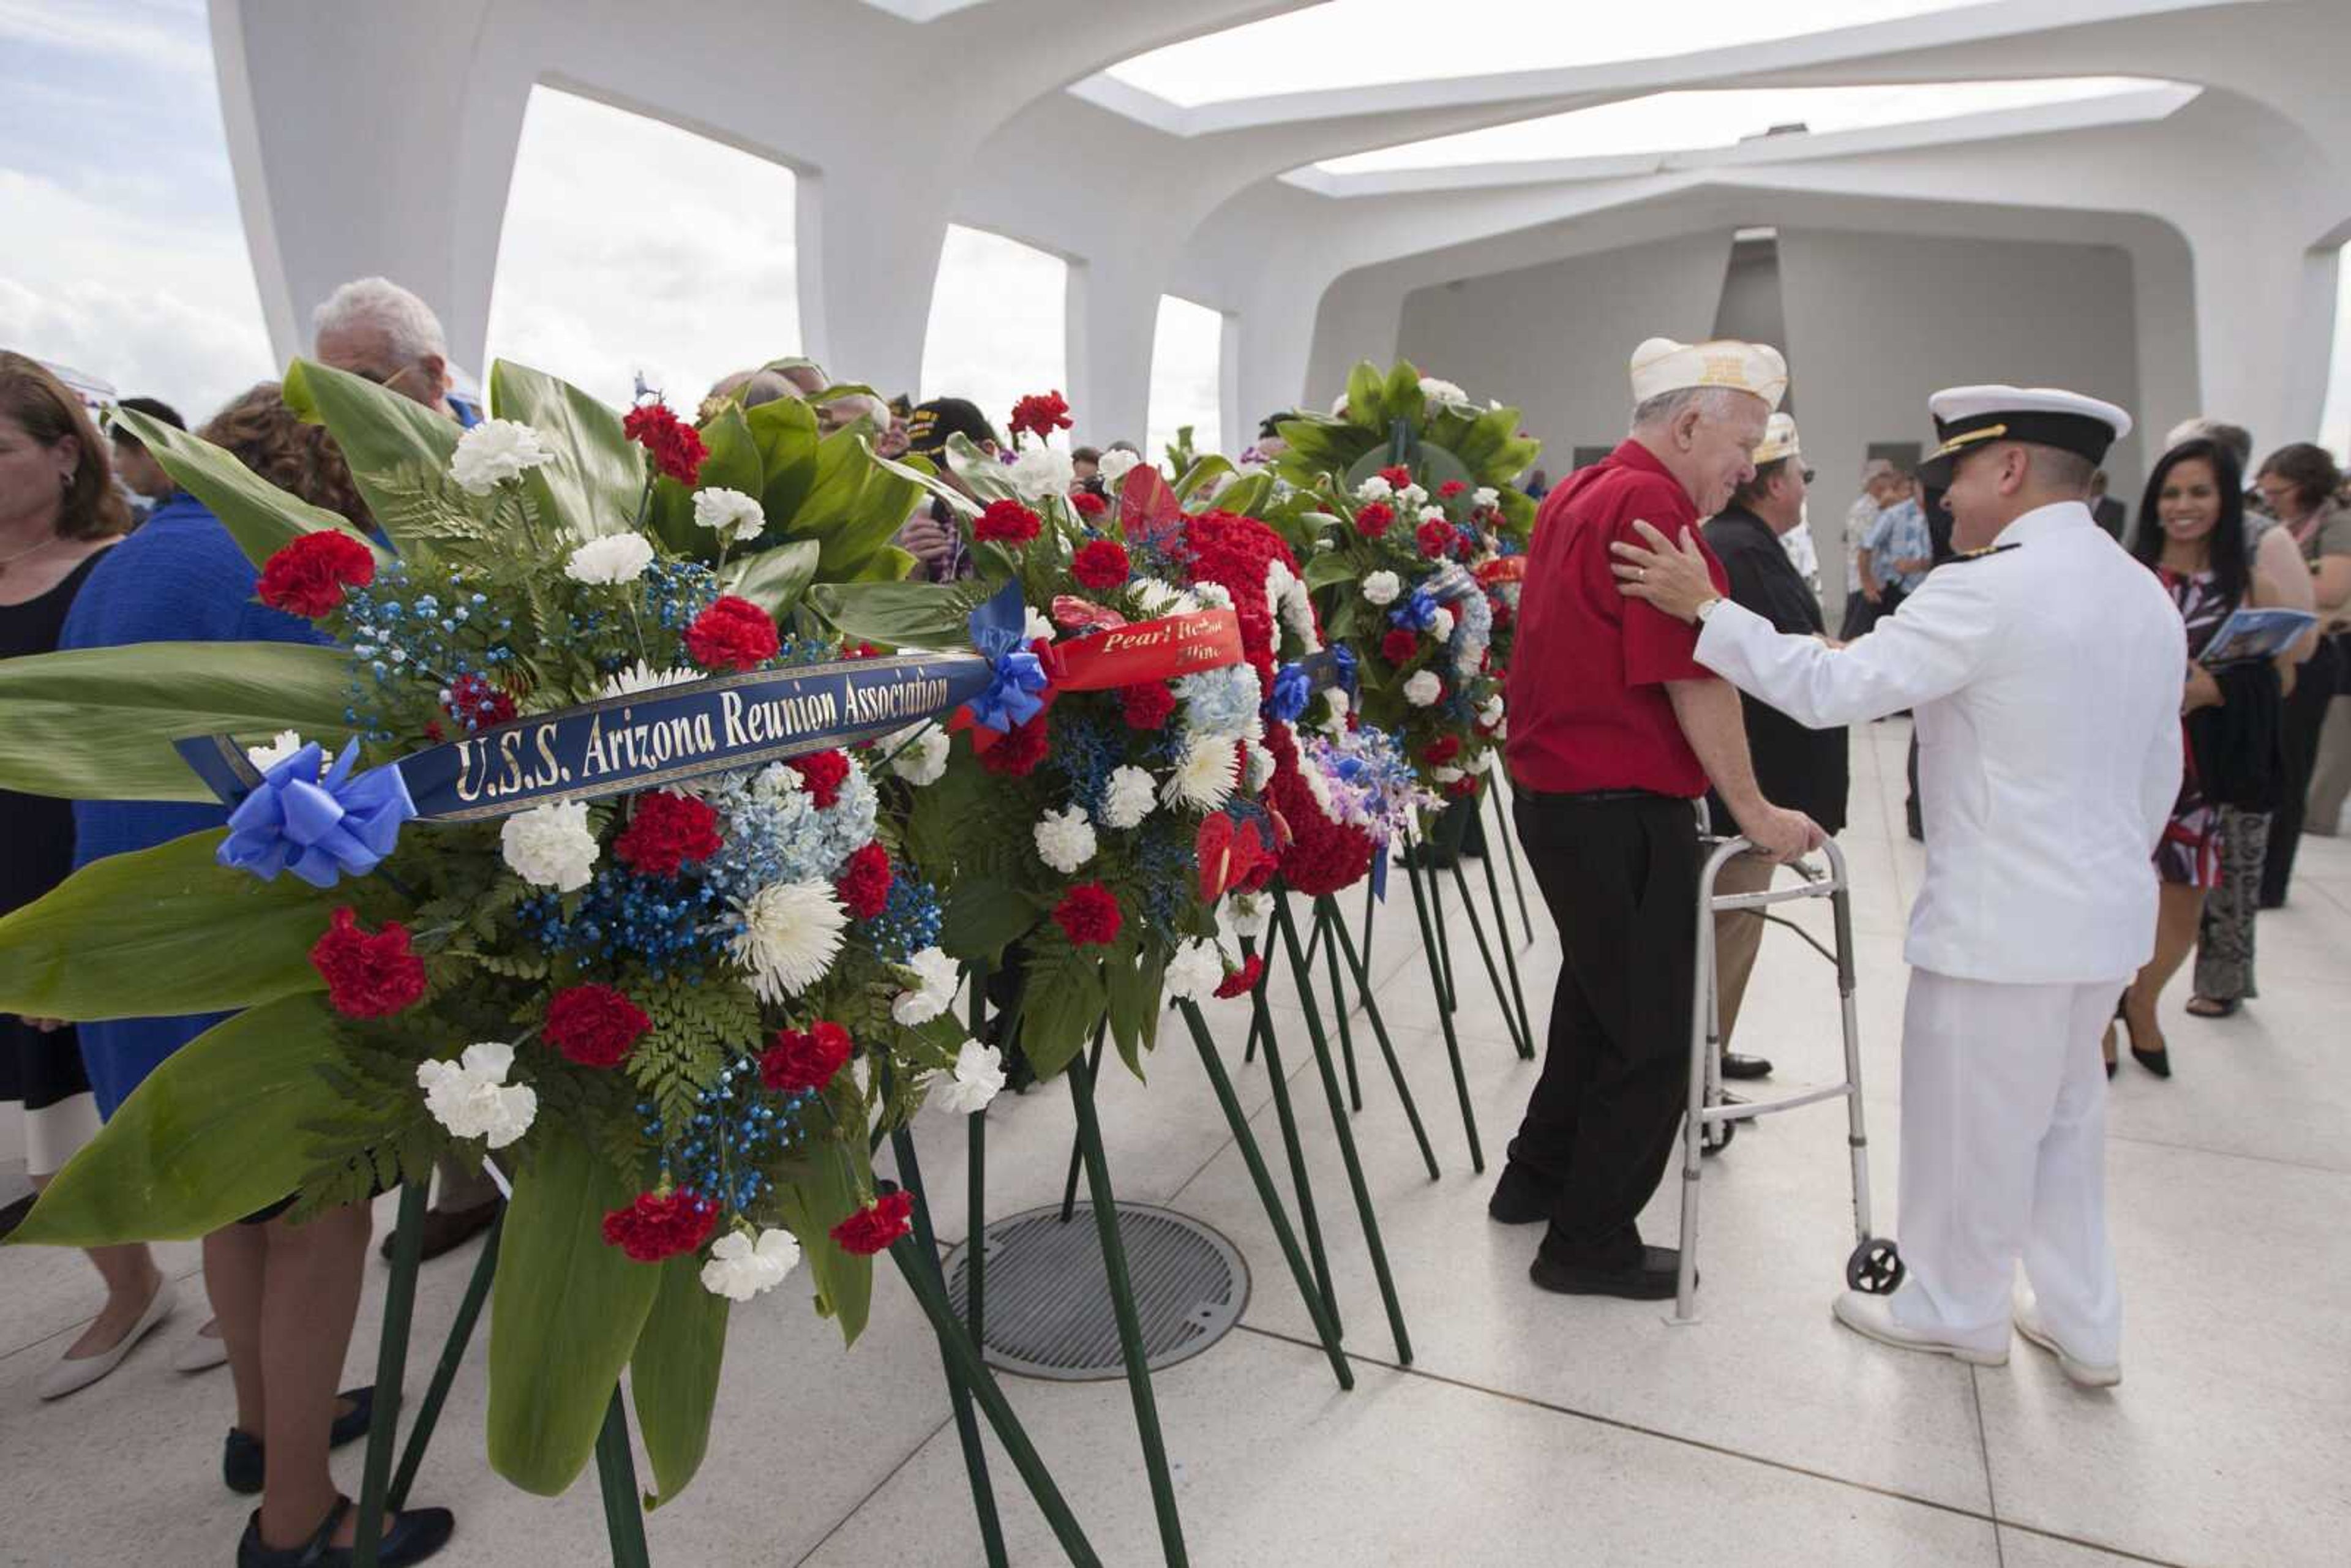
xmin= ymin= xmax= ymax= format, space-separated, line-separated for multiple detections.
xmin=923 ymin=226 xmax=1068 ymax=432
xmin=1147 ymin=294 xmax=1224 ymax=460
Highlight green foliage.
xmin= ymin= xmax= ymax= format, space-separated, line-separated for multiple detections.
xmin=283 ymin=359 xmax=467 ymax=561
xmin=937 ymin=876 xmax=1043 ymax=962
xmin=721 ymin=538 xmax=820 ymax=617
xmin=628 ymin=977 xmax=765 ymax=1134
xmin=489 ymin=359 xmax=648 ymax=542
xmin=1016 ymin=937 xmax=1108 ymax=1079
xmin=1163 ymin=424 xmax=1201 ymax=478
xmin=631 ymin=1253 xmax=730 ymax=1507
xmin=769 ymin=1098 xmax=876 ymax=1344
xmin=1103 ymin=936 xmax=1164 ymax=1080
xmin=291 ymin=1019 xmax=440 ymax=1221
xmin=808 ymin=577 xmax=987 ymax=650
xmin=108 ymin=404 xmax=385 ymax=574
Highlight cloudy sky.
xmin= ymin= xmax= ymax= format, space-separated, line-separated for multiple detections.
xmin=0 ymin=0 xmax=2343 ymax=457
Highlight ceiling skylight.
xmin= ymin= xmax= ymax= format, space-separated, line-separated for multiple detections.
xmin=1314 ymin=78 xmax=2173 ymax=173
xmin=1103 ymin=0 xmax=2000 ymax=108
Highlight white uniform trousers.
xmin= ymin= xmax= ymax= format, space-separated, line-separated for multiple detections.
xmin=1888 ymin=969 xmax=2125 ymax=1364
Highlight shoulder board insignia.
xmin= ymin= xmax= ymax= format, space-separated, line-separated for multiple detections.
xmin=1951 ymin=542 xmax=2020 ymax=565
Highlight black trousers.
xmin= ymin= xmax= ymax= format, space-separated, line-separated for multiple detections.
xmin=1508 ymin=790 xmax=1701 ymax=1264
xmin=2262 ymin=634 xmax=2344 ymax=906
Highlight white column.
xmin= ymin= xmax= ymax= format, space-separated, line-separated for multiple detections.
xmin=2184 ymin=221 xmax=2342 ymax=447
xmin=1065 ymin=258 xmax=1162 ymax=448
xmin=793 ymin=169 xmax=950 ymax=400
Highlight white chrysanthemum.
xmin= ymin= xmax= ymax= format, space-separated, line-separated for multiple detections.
xmin=1428 ymin=607 xmax=1456 ymax=642
xmin=1007 ymin=444 xmax=1075 ymax=501
xmin=1100 ymin=765 xmax=1155 ymax=831
xmin=1473 ymin=486 xmax=1500 ymax=508
xmin=1097 ymin=448 xmax=1143 ymax=486
xmin=1163 ymin=938 xmax=1224 ymax=1003
xmin=245 ymin=729 xmax=307 ymax=773
xmin=599 ymin=661 xmax=701 ymax=700
xmin=1403 ymin=670 xmax=1444 ymax=707
xmin=932 ymin=1040 xmax=1007 ymax=1116
xmin=1361 ymin=570 xmax=1401 ymax=607
xmin=1281 ymin=582 xmax=1317 ymax=642
xmin=1193 ymin=582 xmax=1234 ymax=610
xmin=1420 ymin=377 xmax=1467 ymax=407
xmin=1479 ymin=694 xmax=1505 ymax=728
xmin=449 ymin=418 xmax=552 ymax=496
xmin=564 ymin=532 xmax=656 ymax=586
xmin=1397 ymin=483 xmax=1428 ymax=509
xmin=1224 ymin=891 xmax=1269 ymax=941
xmin=700 ymin=1227 xmax=801 ymax=1302
xmin=1130 ymin=578 xmax=1200 ymax=618
xmin=891 ymin=946 xmax=962 ymax=1026
xmin=415 ymin=1041 xmax=536 ymax=1149
xmin=501 ymin=800 xmax=598 ymax=892
xmin=1022 ymin=604 xmax=1056 ymax=643
xmin=1164 ymin=735 xmax=1239 ymax=811
xmin=1433 ymin=766 xmax=1466 ymax=784
xmin=692 ymin=486 xmax=767 ymax=544
xmin=1354 ymin=474 xmax=1393 ymax=503
xmin=731 ymin=880 xmax=848 ymax=1003
xmin=1244 ymin=737 xmax=1276 ymax=792
xmin=885 ymin=722 xmax=951 ymax=787
xmin=1033 ymin=804 xmax=1097 ymax=874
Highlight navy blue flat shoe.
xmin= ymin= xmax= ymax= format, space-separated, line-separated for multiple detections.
xmin=224 ymin=1386 xmax=377 ymax=1495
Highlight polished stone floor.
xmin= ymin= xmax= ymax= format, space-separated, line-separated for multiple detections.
xmin=5 ymin=719 xmax=2347 ymax=1567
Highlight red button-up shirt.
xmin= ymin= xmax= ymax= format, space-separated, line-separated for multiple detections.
xmin=1504 ymin=439 xmax=1728 ymax=798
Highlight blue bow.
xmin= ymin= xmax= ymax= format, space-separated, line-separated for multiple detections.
xmin=1332 ymin=645 xmax=1359 ymax=699
xmin=220 ymin=739 xmax=416 ymax=888
xmin=966 ymin=580 xmax=1050 ymax=732
xmin=1388 ymin=587 xmax=1440 ymax=632
xmin=1267 ymin=662 xmax=1312 ymax=724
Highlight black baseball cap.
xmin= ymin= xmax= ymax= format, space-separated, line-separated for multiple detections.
xmin=904 ymin=397 xmax=999 ymax=459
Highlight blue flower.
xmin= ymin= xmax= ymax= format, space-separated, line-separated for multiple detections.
xmin=219 ymin=740 xmax=416 ymax=888
xmin=1267 ymin=662 xmax=1312 ymax=724
xmin=1388 ymin=587 xmax=1440 ymax=632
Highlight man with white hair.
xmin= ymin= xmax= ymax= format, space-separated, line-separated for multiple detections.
xmin=312 ymin=276 xmax=480 ymax=427
xmin=1494 ymin=336 xmax=1824 ymax=1302
xmin=1614 ymin=385 xmax=2183 ymax=1384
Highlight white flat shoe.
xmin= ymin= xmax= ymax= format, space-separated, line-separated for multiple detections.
xmin=173 ymin=1323 xmax=229 ymax=1374
xmin=1832 ymin=1288 xmax=2008 ymax=1366
xmin=2012 ymin=1285 xmax=2121 ymax=1388
xmin=37 ymin=1278 xmax=178 ymax=1400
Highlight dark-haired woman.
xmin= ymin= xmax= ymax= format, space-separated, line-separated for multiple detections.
xmin=2252 ymin=443 xmax=2351 ymax=906
xmin=2109 ymin=441 xmax=2301 ymax=1073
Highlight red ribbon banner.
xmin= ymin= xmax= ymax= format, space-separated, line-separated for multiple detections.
xmin=949 ymin=607 xmax=1247 ymax=751
xmin=1475 ymin=556 xmax=1527 ymax=585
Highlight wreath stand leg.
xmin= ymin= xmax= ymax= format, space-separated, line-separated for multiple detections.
xmin=388 ymin=1208 xmax=502 ymax=1509
xmin=1271 ymin=889 xmax=1413 ymax=1365
xmin=1313 ymin=895 xmax=1438 ymax=1181
xmin=1057 ymin=1022 xmax=1108 ymax=1226
xmin=1450 ymin=858 xmax=1534 ymax=1060
xmin=591 ymin=1389 xmax=654 ymax=1568
xmin=1235 ymin=934 xmax=1339 ymax=1336
xmin=350 ymin=1178 xmax=426 ymax=1568
xmin=1401 ymin=852 xmax=1485 ymax=1173
xmin=1485 ymin=773 xmax=1534 ymax=948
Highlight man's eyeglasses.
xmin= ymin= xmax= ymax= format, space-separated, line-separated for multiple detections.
xmin=1801 ymin=468 xmax=1817 ymax=484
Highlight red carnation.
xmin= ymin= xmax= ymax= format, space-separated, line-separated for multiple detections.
xmin=1423 ymin=734 xmax=1461 ymax=767
xmin=602 ymin=1189 xmax=718 ymax=1262
xmin=1447 ymin=774 xmax=1481 ymax=798
xmin=543 ymin=984 xmax=651 ymax=1069
xmin=1354 ymin=501 xmax=1395 ymax=538
xmin=623 ymin=402 xmax=708 ymax=487
xmin=1438 ymin=480 xmax=1468 ymax=498
xmin=1417 ymin=519 xmax=1455 ymax=559
xmin=1121 ymin=681 xmax=1176 ymax=731
xmin=1378 ymin=464 xmax=1413 ymax=489
xmin=443 ymin=672 xmax=516 ymax=730
xmin=830 ymin=1189 xmax=914 ymax=1256
xmin=978 ymin=712 xmax=1050 ymax=776
xmin=975 ymin=500 xmax=1041 ymax=545
xmin=1008 ymin=391 xmax=1073 ymax=442
xmin=308 ymin=907 xmax=426 ymax=1018
xmin=257 ymin=531 xmax=375 ymax=619
xmin=1213 ymin=955 xmax=1265 ymax=1000
xmin=844 ymin=640 xmax=884 ymax=660
xmin=761 ymin=1020 xmax=853 ymax=1094
xmin=685 ymin=595 xmax=779 ymax=673
xmin=1071 ymin=539 xmax=1130 ymax=591
xmin=1071 ymin=491 xmax=1106 ymax=519
xmin=834 ymin=841 xmax=893 ymax=919
xmin=614 ymin=790 xmax=721 ymax=876
xmin=1052 ymin=882 xmax=1122 ymax=947
xmin=790 ymin=748 xmax=852 ymax=809
xmin=1381 ymin=628 xmax=1420 ymax=665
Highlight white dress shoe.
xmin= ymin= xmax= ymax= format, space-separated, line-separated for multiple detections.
xmin=2012 ymin=1285 xmax=2121 ymax=1388
xmin=173 ymin=1322 xmax=230 ymax=1374
xmin=1832 ymin=1288 xmax=2008 ymax=1366
xmin=37 ymin=1278 xmax=178 ymax=1400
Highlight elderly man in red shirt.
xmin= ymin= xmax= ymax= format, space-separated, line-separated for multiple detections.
xmin=1496 ymin=337 xmax=1826 ymax=1300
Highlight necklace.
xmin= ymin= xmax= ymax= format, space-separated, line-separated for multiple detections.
xmin=0 ymin=533 xmax=66 ymax=580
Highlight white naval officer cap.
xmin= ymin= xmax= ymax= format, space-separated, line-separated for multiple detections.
xmin=1752 ymin=412 xmax=1802 ymax=465
xmin=1629 ymin=337 xmax=1788 ymax=411
xmin=1918 ymin=385 xmax=2131 ymax=486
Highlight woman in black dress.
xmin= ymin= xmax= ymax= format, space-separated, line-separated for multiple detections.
xmin=0 ymin=352 xmax=174 ymax=1398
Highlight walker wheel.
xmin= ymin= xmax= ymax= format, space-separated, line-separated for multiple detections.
xmin=1700 ymin=1117 xmax=1736 ymax=1157
xmin=1846 ymin=1237 xmax=1905 ymax=1294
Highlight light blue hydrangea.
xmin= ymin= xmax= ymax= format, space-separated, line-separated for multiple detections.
xmin=1174 ymin=661 xmax=1260 ymax=743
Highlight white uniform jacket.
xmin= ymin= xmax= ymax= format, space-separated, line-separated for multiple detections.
xmin=1696 ymin=501 xmax=2186 ymax=985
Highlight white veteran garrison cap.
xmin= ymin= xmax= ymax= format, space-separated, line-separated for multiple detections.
xmin=1918 ymin=385 xmax=2131 ymax=486
xmin=1630 ymin=337 xmax=1788 ymax=411
xmin=1752 ymin=413 xmax=1802 ymax=465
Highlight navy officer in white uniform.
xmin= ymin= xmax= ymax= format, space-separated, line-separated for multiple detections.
xmin=1608 ymin=387 xmax=2183 ymax=1386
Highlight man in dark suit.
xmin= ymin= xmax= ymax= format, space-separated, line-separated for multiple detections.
xmin=1701 ymin=414 xmax=1850 ymax=1078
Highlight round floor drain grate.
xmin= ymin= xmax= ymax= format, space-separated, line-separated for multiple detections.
xmin=939 ymin=1203 xmax=1250 ymax=1381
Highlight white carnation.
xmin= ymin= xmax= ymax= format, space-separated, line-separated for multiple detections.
xmin=1473 ymin=487 xmax=1500 ymax=508
xmin=932 ymin=1040 xmax=1007 ymax=1116
xmin=599 ymin=661 xmax=700 ymax=699
xmin=1281 ymin=582 xmax=1317 ymax=641
xmin=1397 ymin=483 xmax=1428 ymax=509
xmin=886 ymin=722 xmax=951 ymax=787
xmin=731 ymin=880 xmax=848 ymax=1003
xmin=1224 ymin=891 xmax=1269 ymax=941
xmin=692 ymin=486 xmax=767 ymax=544
xmin=700 ymin=1227 xmax=801 ymax=1302
xmin=1403 ymin=670 xmax=1444 ymax=707
xmin=1033 ymin=804 xmax=1098 ymax=874
xmin=1428 ymin=607 xmax=1455 ymax=642
xmin=1193 ymin=582 xmax=1234 ymax=610
xmin=1418 ymin=505 xmax=1447 ymax=527
xmin=1361 ymin=570 xmax=1401 ymax=607
xmin=1433 ymin=766 xmax=1466 ymax=784
xmin=501 ymin=800 xmax=598 ymax=892
xmin=891 ymin=946 xmax=962 ymax=1026
xmin=1097 ymin=448 xmax=1143 ymax=486
xmin=449 ymin=418 xmax=552 ymax=495
xmin=1164 ymin=734 xmax=1238 ymax=812
xmin=1354 ymin=475 xmax=1393 ymax=503
xmin=1163 ymin=938 xmax=1224 ymax=1003
xmin=1007 ymin=444 xmax=1074 ymax=501
xmin=1022 ymin=604 xmax=1056 ymax=643
xmin=1420 ymin=377 xmax=1467 ymax=407
xmin=565 ymin=532 xmax=656 ymax=586
xmin=1479 ymin=694 xmax=1505 ymax=728
xmin=1100 ymin=765 xmax=1156 ymax=830
xmin=245 ymin=729 xmax=307 ymax=773
xmin=415 ymin=1041 xmax=536 ymax=1149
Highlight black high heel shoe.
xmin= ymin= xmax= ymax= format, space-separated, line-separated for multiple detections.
xmin=2115 ymin=998 xmax=2172 ymax=1079
xmin=237 ymin=1496 xmax=454 ymax=1568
